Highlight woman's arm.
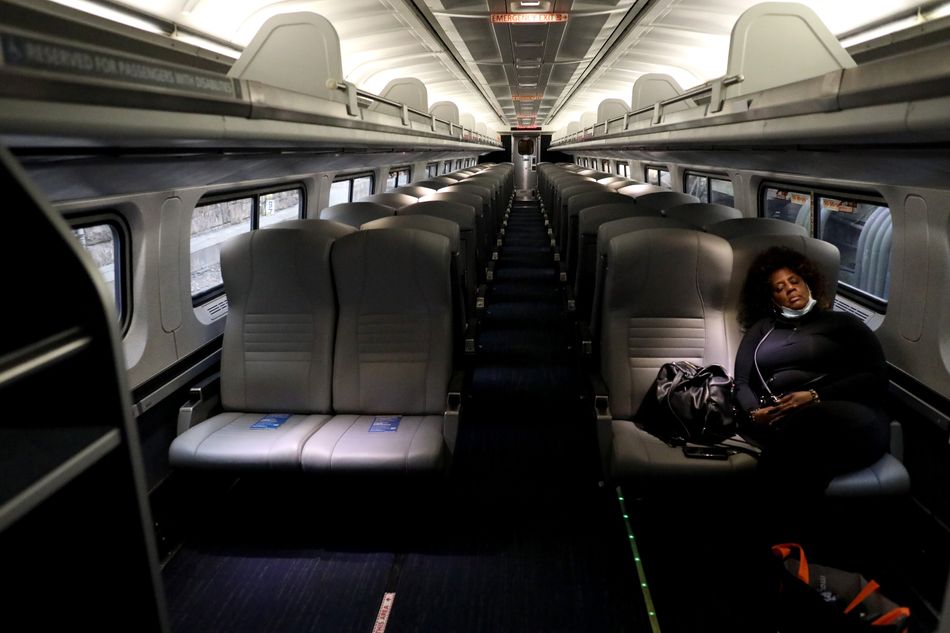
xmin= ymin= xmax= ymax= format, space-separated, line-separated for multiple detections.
xmin=812 ymin=314 xmax=888 ymax=402
xmin=734 ymin=319 xmax=769 ymax=412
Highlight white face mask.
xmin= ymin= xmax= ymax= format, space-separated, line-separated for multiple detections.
xmin=776 ymin=295 xmax=817 ymax=319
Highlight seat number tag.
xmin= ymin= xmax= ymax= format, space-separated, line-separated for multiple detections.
xmin=250 ymin=413 xmax=291 ymax=429
xmin=369 ymin=416 xmax=401 ymax=432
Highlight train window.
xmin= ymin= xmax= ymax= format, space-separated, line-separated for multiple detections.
xmin=442 ymin=161 xmax=452 ymax=175
xmin=686 ymin=172 xmax=735 ymax=206
xmin=760 ymin=185 xmax=891 ymax=305
xmin=328 ymin=180 xmax=349 ymax=206
xmin=645 ymin=166 xmax=671 ymax=189
xmin=352 ymin=175 xmax=373 ymax=200
xmin=259 ymin=189 xmax=302 ymax=228
xmin=455 ymin=159 xmax=462 ymax=170
xmin=329 ymin=174 xmax=375 ymax=205
xmin=819 ymin=196 xmax=892 ymax=302
xmin=386 ymin=167 xmax=411 ymax=192
xmin=190 ymin=196 xmax=253 ymax=299
xmin=426 ymin=163 xmax=438 ymax=178
xmin=617 ymin=163 xmax=629 ymax=178
xmin=601 ymin=159 xmax=610 ymax=172
xmin=70 ymin=219 xmax=127 ymax=326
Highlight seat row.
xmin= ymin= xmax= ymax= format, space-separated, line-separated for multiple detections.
xmin=170 ymin=221 xmax=460 ymax=474
xmin=591 ymin=222 xmax=909 ymax=498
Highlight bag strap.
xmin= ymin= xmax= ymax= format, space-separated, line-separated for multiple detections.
xmin=771 ymin=543 xmax=809 ymax=584
xmin=871 ymin=606 xmax=910 ymax=627
xmin=843 ymin=579 xmax=880 ymax=614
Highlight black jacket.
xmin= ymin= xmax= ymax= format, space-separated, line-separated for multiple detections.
xmin=734 ymin=309 xmax=887 ymax=413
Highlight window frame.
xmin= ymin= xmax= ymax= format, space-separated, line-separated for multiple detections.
xmin=67 ymin=212 xmax=132 ymax=334
xmin=330 ymin=172 xmax=375 ymax=205
xmin=757 ymin=180 xmax=891 ymax=311
xmin=426 ymin=162 xmax=439 ymax=178
xmin=386 ymin=166 xmax=412 ymax=191
xmin=685 ymin=170 xmax=734 ymax=205
xmin=644 ymin=165 xmax=671 ymax=188
xmin=616 ymin=162 xmax=629 ymax=178
xmin=191 ymin=183 xmax=306 ymax=306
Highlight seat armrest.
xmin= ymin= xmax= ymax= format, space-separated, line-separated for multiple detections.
xmin=590 ymin=372 xmax=613 ymax=479
xmin=176 ymin=373 xmax=221 ymax=436
xmin=889 ymin=420 xmax=903 ymax=462
xmin=443 ymin=370 xmax=465 ymax=453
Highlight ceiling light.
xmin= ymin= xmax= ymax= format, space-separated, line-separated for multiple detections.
xmin=520 ymin=0 xmax=542 ymax=6
xmin=519 ymin=82 xmax=538 ymax=87
xmin=50 ymin=0 xmax=165 ymax=34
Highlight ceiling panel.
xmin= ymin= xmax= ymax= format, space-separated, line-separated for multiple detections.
xmin=450 ymin=16 xmax=503 ymax=61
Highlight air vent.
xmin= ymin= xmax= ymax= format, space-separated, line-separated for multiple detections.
xmin=206 ymin=295 xmax=229 ymax=319
xmin=833 ymin=296 xmax=873 ymax=323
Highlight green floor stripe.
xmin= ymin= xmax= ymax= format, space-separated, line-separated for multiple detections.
xmin=616 ymin=487 xmax=661 ymax=633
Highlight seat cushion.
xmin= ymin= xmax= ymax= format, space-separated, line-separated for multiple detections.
xmin=611 ymin=419 xmax=757 ymax=484
xmin=299 ymin=414 xmax=445 ymax=472
xmin=169 ymin=412 xmax=331 ymax=469
xmin=825 ymin=453 xmax=910 ymax=498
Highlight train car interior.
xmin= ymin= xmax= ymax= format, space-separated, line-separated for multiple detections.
xmin=3 ymin=0 xmax=950 ymax=631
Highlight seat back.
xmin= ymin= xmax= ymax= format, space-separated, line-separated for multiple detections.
xmin=707 ymin=217 xmax=807 ymax=240
xmin=591 ymin=216 xmax=695 ymax=342
xmin=394 ymin=185 xmax=437 ymax=198
xmin=634 ymin=191 xmax=700 ymax=214
xmin=663 ymin=202 xmax=743 ymax=230
xmin=399 ymin=200 xmax=478 ymax=314
xmin=601 ymin=228 xmax=733 ymax=419
xmin=361 ymin=214 xmax=468 ymax=331
xmin=566 ymin=190 xmax=630 ymax=281
xmin=219 ymin=226 xmax=338 ymax=413
xmin=361 ymin=192 xmax=419 ymax=209
xmin=331 ymin=229 xmax=452 ymax=414
xmin=558 ymin=183 xmax=608 ymax=254
xmin=618 ymin=183 xmax=666 ymax=198
xmin=268 ymin=218 xmax=356 ymax=239
xmin=319 ymin=202 xmax=394 ymax=228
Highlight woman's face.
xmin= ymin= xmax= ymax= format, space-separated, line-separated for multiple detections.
xmin=769 ymin=266 xmax=811 ymax=310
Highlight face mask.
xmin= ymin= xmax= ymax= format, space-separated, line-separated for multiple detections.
xmin=776 ymin=295 xmax=816 ymax=319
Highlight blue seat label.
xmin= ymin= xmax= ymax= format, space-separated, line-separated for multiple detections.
xmin=250 ymin=413 xmax=291 ymax=429
xmin=369 ymin=416 xmax=401 ymax=432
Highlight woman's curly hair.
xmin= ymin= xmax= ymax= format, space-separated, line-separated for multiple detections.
xmin=738 ymin=246 xmax=830 ymax=329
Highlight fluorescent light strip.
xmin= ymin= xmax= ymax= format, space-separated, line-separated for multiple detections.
xmin=50 ymin=0 xmax=164 ymax=34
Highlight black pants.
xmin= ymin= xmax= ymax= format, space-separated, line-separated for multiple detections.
xmin=747 ymin=400 xmax=890 ymax=496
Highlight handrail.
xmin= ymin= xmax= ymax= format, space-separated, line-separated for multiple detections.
xmin=552 ymin=73 xmax=744 ymax=145
xmin=328 ymin=80 xmax=500 ymax=146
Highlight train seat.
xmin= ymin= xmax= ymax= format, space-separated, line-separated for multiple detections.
xmin=361 ymin=214 xmax=468 ymax=332
xmin=589 ymin=216 xmax=696 ymax=342
xmin=299 ymin=229 xmax=456 ymax=472
xmin=565 ymin=190 xmax=630 ymax=282
xmin=598 ymin=228 xmax=757 ymax=488
xmin=726 ymin=233 xmax=909 ymax=497
xmin=663 ymin=202 xmax=743 ymax=230
xmin=630 ymin=191 xmax=700 ymax=214
xmin=319 ymin=201 xmax=394 ymax=228
xmin=169 ymin=224 xmax=342 ymax=469
xmin=706 ymin=217 xmax=807 ymax=240
xmin=361 ymin=192 xmax=419 ymax=209
xmin=394 ymin=185 xmax=437 ymax=198
xmin=399 ymin=200 xmax=479 ymax=298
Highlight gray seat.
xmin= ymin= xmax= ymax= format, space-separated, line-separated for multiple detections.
xmin=589 ymin=216 xmax=696 ymax=340
xmin=170 ymin=225 xmax=340 ymax=469
xmin=267 ymin=218 xmax=357 ymax=239
xmin=727 ymin=233 xmax=909 ymax=497
xmin=707 ymin=217 xmax=807 ymax=240
xmin=362 ymin=192 xmax=419 ymax=209
xmin=300 ymin=228 xmax=455 ymax=472
xmin=413 ymin=179 xmax=452 ymax=190
xmin=603 ymin=179 xmax=639 ymax=191
xmin=421 ymin=191 xmax=489 ymax=268
xmin=361 ymin=214 xmax=468 ymax=330
xmin=399 ymin=200 xmax=479 ymax=307
xmin=599 ymin=228 xmax=757 ymax=488
xmin=565 ymin=191 xmax=630 ymax=282
xmin=319 ymin=202 xmax=394 ymax=228
xmin=436 ymin=184 xmax=494 ymax=251
xmin=632 ymin=191 xmax=700 ymax=214
xmin=394 ymin=185 xmax=437 ymax=198
xmin=663 ymin=202 xmax=743 ymax=230
xmin=557 ymin=183 xmax=608 ymax=255
xmin=618 ymin=183 xmax=666 ymax=198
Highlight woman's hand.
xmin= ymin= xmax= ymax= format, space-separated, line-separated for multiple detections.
xmin=749 ymin=391 xmax=818 ymax=425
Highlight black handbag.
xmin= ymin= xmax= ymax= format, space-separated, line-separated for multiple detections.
xmin=634 ymin=361 xmax=737 ymax=446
